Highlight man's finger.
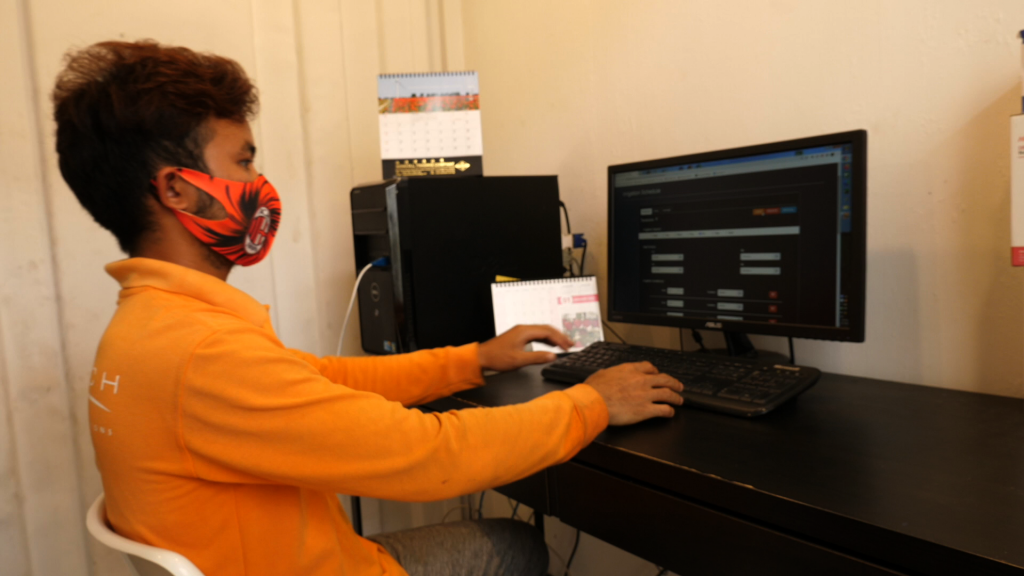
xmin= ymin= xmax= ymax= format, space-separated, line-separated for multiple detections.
xmin=520 ymin=350 xmax=558 ymax=365
xmin=647 ymin=403 xmax=675 ymax=419
xmin=648 ymin=373 xmax=684 ymax=392
xmin=631 ymin=361 xmax=659 ymax=374
xmin=517 ymin=325 xmax=574 ymax=351
xmin=649 ymin=387 xmax=685 ymax=406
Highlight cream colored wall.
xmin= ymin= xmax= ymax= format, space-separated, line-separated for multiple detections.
xmin=462 ymin=0 xmax=1024 ymax=399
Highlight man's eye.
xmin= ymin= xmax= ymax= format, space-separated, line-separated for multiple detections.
xmin=240 ymin=160 xmax=253 ymax=169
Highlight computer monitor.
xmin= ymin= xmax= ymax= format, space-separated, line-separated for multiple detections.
xmin=607 ymin=130 xmax=866 ymax=350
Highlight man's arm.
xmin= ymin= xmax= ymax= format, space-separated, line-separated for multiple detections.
xmin=180 ymin=325 xmax=608 ymax=501
xmin=286 ymin=345 xmax=484 ymax=406
xmin=287 ymin=325 xmax=574 ymax=406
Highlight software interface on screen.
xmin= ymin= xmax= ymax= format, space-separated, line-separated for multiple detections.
xmin=611 ymin=143 xmax=855 ymax=329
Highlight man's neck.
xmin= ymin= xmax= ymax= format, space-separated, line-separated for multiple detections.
xmin=132 ymin=234 xmax=232 ymax=282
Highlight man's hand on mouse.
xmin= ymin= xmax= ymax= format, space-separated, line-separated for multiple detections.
xmin=584 ymin=362 xmax=685 ymax=425
xmin=478 ymin=324 xmax=573 ymax=372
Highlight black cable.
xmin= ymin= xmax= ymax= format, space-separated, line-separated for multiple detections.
xmin=559 ymin=201 xmax=572 ymax=236
xmin=579 ymin=240 xmax=587 ymax=276
xmin=477 ymin=492 xmax=485 ymax=519
xmin=602 ymin=320 xmax=627 ymax=344
xmin=691 ymin=329 xmax=707 ymax=352
xmin=570 ymin=257 xmax=582 ymax=277
xmin=788 ymin=336 xmax=795 ymax=365
xmin=564 ymin=529 xmax=581 ymax=575
xmin=511 ymin=501 xmax=521 ymax=520
xmin=559 ymin=200 xmax=575 ymax=277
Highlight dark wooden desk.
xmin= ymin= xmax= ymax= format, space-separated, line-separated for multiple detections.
xmin=427 ymin=365 xmax=1024 ymax=576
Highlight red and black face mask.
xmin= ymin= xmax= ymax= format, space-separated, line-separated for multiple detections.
xmin=171 ymin=167 xmax=282 ymax=266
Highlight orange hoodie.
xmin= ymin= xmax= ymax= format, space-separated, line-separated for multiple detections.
xmin=89 ymin=258 xmax=608 ymax=576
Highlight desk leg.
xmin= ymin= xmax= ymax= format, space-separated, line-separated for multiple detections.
xmin=351 ymin=496 xmax=363 ymax=536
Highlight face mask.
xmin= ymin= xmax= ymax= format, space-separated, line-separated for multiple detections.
xmin=171 ymin=167 xmax=282 ymax=266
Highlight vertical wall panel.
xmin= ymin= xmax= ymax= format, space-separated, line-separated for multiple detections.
xmin=377 ymin=0 xmax=441 ymax=73
xmin=294 ymin=0 xmax=365 ymax=356
xmin=0 ymin=323 xmax=31 ymax=576
xmin=0 ymin=0 xmax=90 ymax=573
xmin=340 ymin=0 xmax=388 ymax=185
xmin=440 ymin=0 xmax=465 ymax=70
xmin=0 ymin=3 xmax=34 ymax=573
xmin=249 ymin=0 xmax=322 ymax=352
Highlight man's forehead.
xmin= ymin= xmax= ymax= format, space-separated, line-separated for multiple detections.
xmin=206 ymin=118 xmax=253 ymax=148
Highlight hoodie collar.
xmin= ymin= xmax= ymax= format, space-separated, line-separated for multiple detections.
xmin=105 ymin=258 xmax=270 ymax=328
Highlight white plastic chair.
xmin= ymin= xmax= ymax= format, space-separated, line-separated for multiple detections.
xmin=86 ymin=493 xmax=205 ymax=576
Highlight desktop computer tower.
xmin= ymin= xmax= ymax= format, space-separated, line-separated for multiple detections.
xmin=350 ymin=176 xmax=563 ymax=354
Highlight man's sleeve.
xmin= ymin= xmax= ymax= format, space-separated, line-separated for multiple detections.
xmin=181 ymin=326 xmax=608 ymax=501
xmin=286 ymin=345 xmax=483 ymax=406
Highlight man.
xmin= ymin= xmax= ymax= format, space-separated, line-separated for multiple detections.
xmin=54 ymin=40 xmax=684 ymax=576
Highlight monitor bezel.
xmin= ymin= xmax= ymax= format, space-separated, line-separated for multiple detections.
xmin=606 ymin=129 xmax=867 ymax=343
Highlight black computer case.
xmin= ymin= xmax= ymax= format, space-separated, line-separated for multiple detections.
xmin=350 ymin=176 xmax=563 ymax=354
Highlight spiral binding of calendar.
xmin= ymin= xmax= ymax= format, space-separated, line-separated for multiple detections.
xmin=492 ymin=276 xmax=596 ymax=288
xmin=379 ymin=71 xmax=477 ymax=79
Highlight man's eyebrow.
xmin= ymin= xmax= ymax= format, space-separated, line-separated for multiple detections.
xmin=243 ymin=142 xmax=257 ymax=156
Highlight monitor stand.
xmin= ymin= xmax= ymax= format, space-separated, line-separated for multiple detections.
xmin=705 ymin=331 xmax=792 ymax=366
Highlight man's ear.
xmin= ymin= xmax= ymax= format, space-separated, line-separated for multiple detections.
xmin=151 ymin=167 xmax=195 ymax=211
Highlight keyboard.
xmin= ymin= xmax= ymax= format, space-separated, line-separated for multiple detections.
xmin=541 ymin=341 xmax=821 ymax=417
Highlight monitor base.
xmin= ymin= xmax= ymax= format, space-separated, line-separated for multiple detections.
xmin=701 ymin=332 xmax=792 ymax=366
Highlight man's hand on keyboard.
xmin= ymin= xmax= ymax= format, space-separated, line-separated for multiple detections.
xmin=583 ymin=362 xmax=685 ymax=425
xmin=478 ymin=325 xmax=574 ymax=372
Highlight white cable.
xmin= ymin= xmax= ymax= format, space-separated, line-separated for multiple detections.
xmin=336 ymin=261 xmax=377 ymax=356
xmin=441 ymin=504 xmax=472 ymax=523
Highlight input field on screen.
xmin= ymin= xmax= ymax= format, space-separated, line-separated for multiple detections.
xmin=638 ymin=226 xmax=799 ymax=240
xmin=740 ymin=267 xmax=781 ymax=276
xmin=740 ymin=252 xmax=781 ymax=261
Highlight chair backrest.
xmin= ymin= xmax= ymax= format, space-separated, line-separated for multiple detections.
xmin=86 ymin=494 xmax=206 ymax=576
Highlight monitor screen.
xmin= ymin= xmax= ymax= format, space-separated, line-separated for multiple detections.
xmin=607 ymin=130 xmax=866 ymax=342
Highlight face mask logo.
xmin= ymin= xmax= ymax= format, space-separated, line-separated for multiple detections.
xmin=171 ymin=167 xmax=282 ymax=266
xmin=245 ymin=206 xmax=272 ymax=255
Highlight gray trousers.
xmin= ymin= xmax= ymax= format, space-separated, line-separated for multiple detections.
xmin=368 ymin=519 xmax=549 ymax=576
